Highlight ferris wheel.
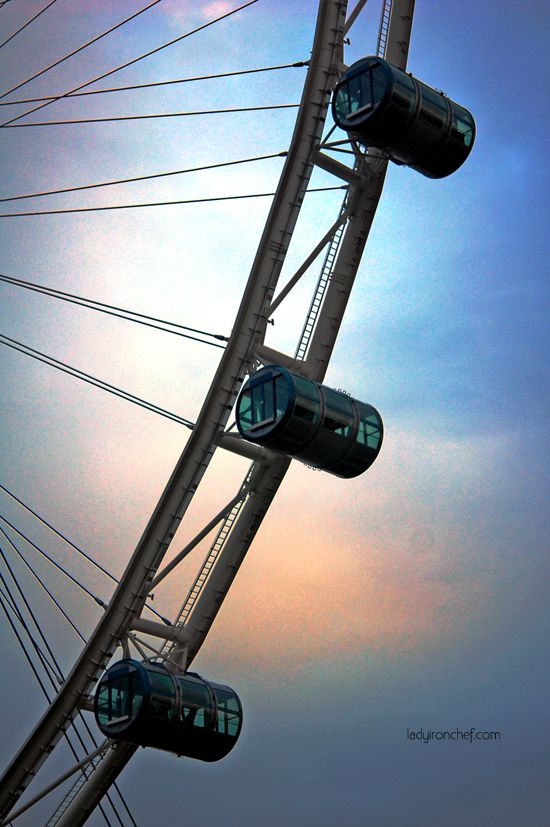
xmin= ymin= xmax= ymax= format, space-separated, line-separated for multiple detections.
xmin=0 ymin=0 xmax=476 ymax=823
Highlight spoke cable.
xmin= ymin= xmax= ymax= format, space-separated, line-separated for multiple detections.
xmin=0 ymin=150 xmax=287 ymax=202
xmin=0 ymin=333 xmax=196 ymax=428
xmin=0 ymin=61 xmax=309 ymax=106
xmin=0 ymin=0 xmax=163 ymax=102
xmin=0 ymin=184 xmax=348 ymax=217
xmin=0 ymin=579 xmax=63 ymax=685
xmin=0 ymin=0 xmax=259 ymax=128
xmin=0 ymin=522 xmax=85 ymax=643
xmin=0 ymin=503 xmax=141 ymax=824
xmin=0 ymin=482 xmax=172 ymax=625
xmin=0 ymin=482 xmax=127 ymax=586
xmin=0 ymin=546 xmax=131 ymax=826
xmin=0 ymin=0 xmax=58 ymax=51
xmin=0 ymin=5 xmax=264 ymax=824
xmin=0 ymin=581 xmax=21 ymax=618
xmin=0 ymin=575 xmax=51 ymax=703
xmin=0 ymin=541 xmax=65 ymax=683
xmin=3 ymin=102 xmax=299 ymax=128
xmin=0 ymin=511 xmax=109 ymax=607
xmin=0 ymin=273 xmax=229 ymax=347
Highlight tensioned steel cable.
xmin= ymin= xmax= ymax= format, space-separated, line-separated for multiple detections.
xmin=0 ymin=573 xmax=53 ymax=706
xmin=0 ymin=333 xmax=196 ymax=428
xmin=0 ymin=273 xmax=229 ymax=347
xmin=0 ymin=0 xmax=58 ymax=51
xmin=0 ymin=522 xmax=85 ymax=642
xmin=0 ymin=584 xmax=119 ymax=827
xmin=0 ymin=564 xmax=63 ymax=685
xmin=0 ymin=61 xmax=309 ymax=106
xmin=0 ymin=555 xmax=62 ymax=682
xmin=0 ymin=512 xmax=109 ymax=607
xmin=0 ymin=0 xmax=164 ymax=101
xmin=3 ymin=102 xmax=299 ymax=128
xmin=0 ymin=150 xmax=287 ymax=202
xmin=0 ymin=544 xmax=122 ymax=824
xmin=0 ymin=541 xmax=135 ymax=826
xmin=0 ymin=185 xmax=348 ymax=217
xmin=0 ymin=506 xmax=150 ymax=815
xmin=0 ymin=482 xmax=172 ymax=625
xmin=0 ymin=583 xmax=64 ymax=682
xmin=0 ymin=583 xmax=24 ymax=622
xmin=0 ymin=0 xmax=259 ymax=128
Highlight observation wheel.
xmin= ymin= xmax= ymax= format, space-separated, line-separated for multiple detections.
xmin=0 ymin=1 xmax=475 ymax=823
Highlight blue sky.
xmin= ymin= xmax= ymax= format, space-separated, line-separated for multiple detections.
xmin=0 ymin=1 xmax=548 ymax=825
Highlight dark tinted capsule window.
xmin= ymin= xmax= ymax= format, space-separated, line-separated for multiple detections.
xmin=251 ymin=381 xmax=275 ymax=427
xmin=347 ymin=74 xmax=362 ymax=114
xmin=112 ymin=675 xmax=131 ymax=722
xmin=357 ymin=407 xmax=382 ymax=449
xmin=451 ymin=103 xmax=475 ymax=146
xmin=322 ymin=388 xmax=354 ymax=437
xmin=239 ymin=373 xmax=289 ymax=430
xmin=149 ymin=671 xmax=174 ymax=695
xmin=148 ymin=671 xmax=176 ymax=720
xmin=419 ymin=85 xmax=448 ymax=129
xmin=371 ymin=61 xmax=389 ymax=106
xmin=214 ymin=688 xmax=241 ymax=737
xmin=179 ymin=678 xmax=212 ymax=728
xmin=149 ymin=695 xmax=176 ymax=720
xmin=237 ymin=388 xmax=252 ymax=429
xmin=334 ymin=86 xmax=350 ymax=122
xmin=392 ymin=72 xmax=416 ymax=112
xmin=293 ymin=375 xmax=320 ymax=423
xmin=98 ymin=670 xmax=135 ymax=726
xmin=96 ymin=681 xmax=111 ymax=727
xmin=274 ymin=373 xmax=289 ymax=417
xmin=359 ymin=70 xmax=373 ymax=111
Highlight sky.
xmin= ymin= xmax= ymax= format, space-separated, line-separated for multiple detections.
xmin=0 ymin=0 xmax=549 ymax=825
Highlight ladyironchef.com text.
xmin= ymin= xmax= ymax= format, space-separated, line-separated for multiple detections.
xmin=407 ymin=728 xmax=501 ymax=744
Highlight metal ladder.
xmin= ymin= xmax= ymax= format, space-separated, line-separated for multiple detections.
xmin=294 ymin=2 xmax=395 ymax=368
xmin=377 ymin=0 xmax=393 ymax=57
xmin=46 ymin=748 xmax=109 ymax=826
xmin=295 ymin=216 xmax=346 ymax=362
xmin=160 ymin=469 xmax=255 ymax=648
